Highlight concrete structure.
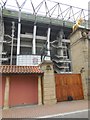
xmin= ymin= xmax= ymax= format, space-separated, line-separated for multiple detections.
xmin=88 ymin=1 xmax=90 ymax=98
xmin=0 ymin=0 xmax=89 ymax=74
xmin=88 ymin=1 xmax=90 ymax=28
xmin=88 ymin=2 xmax=90 ymax=98
xmin=51 ymin=30 xmax=72 ymax=73
xmin=0 ymin=8 xmax=4 ymax=65
xmin=88 ymin=34 xmax=90 ymax=100
xmin=0 ymin=9 xmax=73 ymax=73
xmin=70 ymin=28 xmax=89 ymax=99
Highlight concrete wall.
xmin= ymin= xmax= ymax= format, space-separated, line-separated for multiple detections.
xmin=88 ymin=1 xmax=90 ymax=98
xmin=88 ymin=35 xmax=90 ymax=99
xmin=70 ymin=29 xmax=88 ymax=99
xmin=88 ymin=1 xmax=90 ymax=28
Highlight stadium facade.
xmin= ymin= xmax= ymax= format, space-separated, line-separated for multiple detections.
xmin=0 ymin=0 xmax=89 ymax=73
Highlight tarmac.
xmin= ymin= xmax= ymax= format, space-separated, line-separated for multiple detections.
xmin=1 ymin=100 xmax=88 ymax=118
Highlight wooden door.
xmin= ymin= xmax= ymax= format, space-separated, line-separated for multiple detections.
xmin=55 ymin=74 xmax=84 ymax=102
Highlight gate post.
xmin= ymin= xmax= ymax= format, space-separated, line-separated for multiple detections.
xmin=39 ymin=60 xmax=57 ymax=105
xmin=69 ymin=28 xmax=88 ymax=100
xmin=38 ymin=75 xmax=42 ymax=105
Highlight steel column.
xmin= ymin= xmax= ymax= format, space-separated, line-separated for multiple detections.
xmin=47 ymin=27 xmax=51 ymax=56
xmin=10 ymin=21 xmax=15 ymax=65
xmin=17 ymin=10 xmax=21 ymax=55
xmin=32 ymin=24 xmax=37 ymax=54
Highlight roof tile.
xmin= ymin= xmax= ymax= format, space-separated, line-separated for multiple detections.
xmin=0 ymin=65 xmax=43 ymax=74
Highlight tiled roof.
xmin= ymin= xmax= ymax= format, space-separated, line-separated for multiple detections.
xmin=0 ymin=65 xmax=43 ymax=74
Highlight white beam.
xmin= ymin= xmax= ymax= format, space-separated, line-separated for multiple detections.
xmin=47 ymin=27 xmax=51 ymax=56
xmin=32 ymin=24 xmax=37 ymax=54
xmin=10 ymin=21 xmax=15 ymax=65
xmin=17 ymin=10 xmax=21 ymax=55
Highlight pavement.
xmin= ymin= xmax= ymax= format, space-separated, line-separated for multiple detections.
xmin=1 ymin=100 xmax=88 ymax=118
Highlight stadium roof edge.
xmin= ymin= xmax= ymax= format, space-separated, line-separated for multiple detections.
xmin=2 ymin=8 xmax=73 ymax=28
xmin=2 ymin=9 xmax=89 ymax=29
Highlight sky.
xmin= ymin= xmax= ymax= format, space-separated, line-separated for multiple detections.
xmin=1 ymin=0 xmax=90 ymax=10
xmin=54 ymin=0 xmax=90 ymax=10
xmin=1 ymin=0 xmax=90 ymax=21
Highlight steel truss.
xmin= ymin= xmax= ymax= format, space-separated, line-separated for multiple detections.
xmin=0 ymin=0 xmax=89 ymax=23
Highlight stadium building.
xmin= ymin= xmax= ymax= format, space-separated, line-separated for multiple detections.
xmin=0 ymin=0 xmax=89 ymax=73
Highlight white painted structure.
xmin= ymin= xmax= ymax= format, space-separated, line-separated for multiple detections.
xmin=17 ymin=55 xmax=41 ymax=66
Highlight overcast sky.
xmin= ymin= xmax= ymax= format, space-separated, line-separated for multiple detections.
xmin=2 ymin=0 xmax=89 ymax=21
xmin=54 ymin=0 xmax=90 ymax=10
xmin=2 ymin=0 xmax=89 ymax=10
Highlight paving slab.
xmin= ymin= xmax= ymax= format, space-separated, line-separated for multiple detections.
xmin=1 ymin=100 xmax=88 ymax=118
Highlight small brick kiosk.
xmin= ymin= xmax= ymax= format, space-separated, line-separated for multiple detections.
xmin=0 ymin=65 xmax=43 ymax=109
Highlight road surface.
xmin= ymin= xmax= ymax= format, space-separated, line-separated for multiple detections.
xmin=37 ymin=109 xmax=89 ymax=119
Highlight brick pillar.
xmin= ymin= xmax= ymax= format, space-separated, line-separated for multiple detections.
xmin=38 ymin=75 xmax=42 ymax=105
xmin=81 ymin=72 xmax=88 ymax=99
xmin=3 ymin=76 xmax=10 ymax=109
xmin=39 ymin=60 xmax=57 ymax=105
xmin=69 ymin=28 xmax=88 ymax=100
